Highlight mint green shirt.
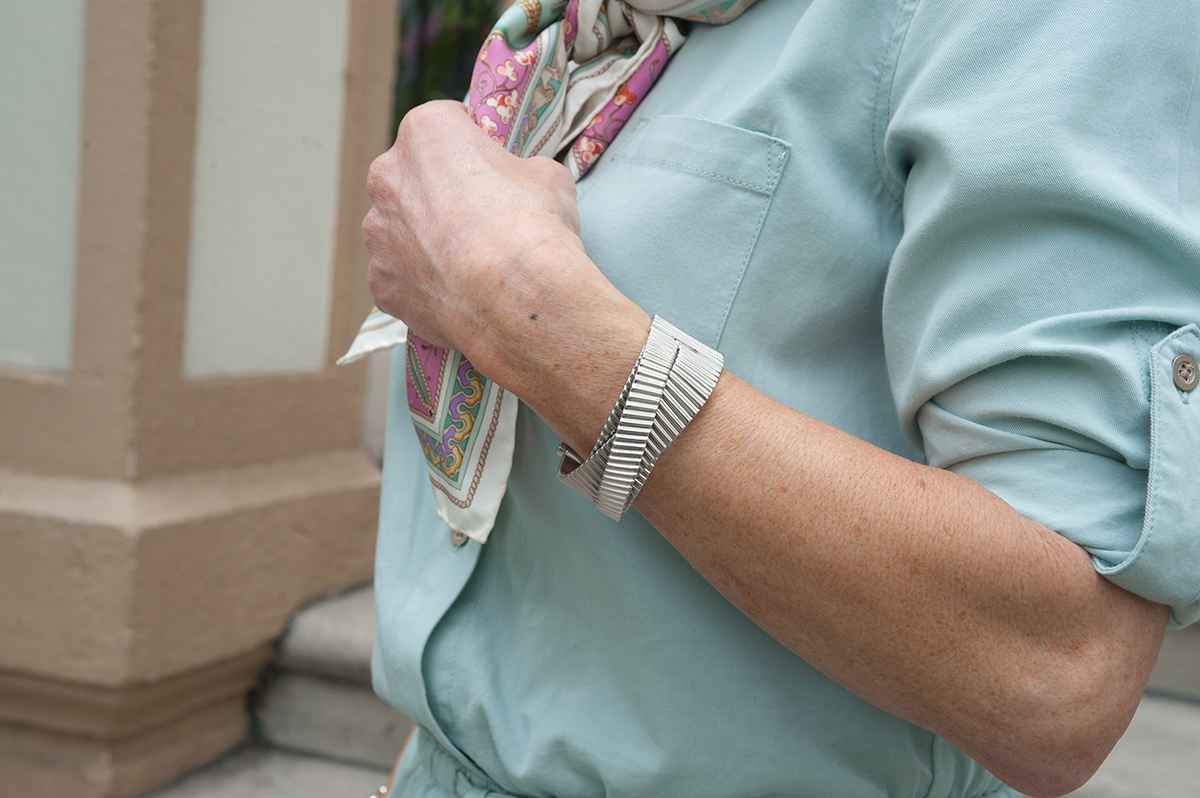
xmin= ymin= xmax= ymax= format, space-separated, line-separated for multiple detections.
xmin=374 ymin=0 xmax=1200 ymax=796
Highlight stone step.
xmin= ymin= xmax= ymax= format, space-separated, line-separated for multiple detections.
xmin=145 ymin=745 xmax=388 ymax=798
xmin=253 ymin=584 xmax=412 ymax=771
xmin=273 ymin=582 xmax=377 ymax=687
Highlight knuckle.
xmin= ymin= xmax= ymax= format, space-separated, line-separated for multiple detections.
xmin=366 ymin=156 xmax=389 ymax=197
xmin=366 ymin=259 xmax=390 ymax=305
xmin=400 ymin=102 xmax=437 ymax=134
xmin=366 ymin=260 xmax=382 ymax=292
xmin=399 ymin=100 xmax=467 ymax=141
xmin=396 ymin=107 xmax=419 ymax=137
xmin=361 ymin=208 xmax=380 ymax=244
xmin=556 ymin=170 xmax=578 ymax=198
xmin=528 ymin=155 xmax=558 ymax=175
xmin=533 ymin=156 xmax=573 ymax=190
xmin=424 ymin=99 xmax=465 ymax=121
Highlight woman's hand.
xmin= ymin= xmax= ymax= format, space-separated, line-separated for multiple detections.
xmin=361 ymin=100 xmax=649 ymax=445
xmin=364 ymin=101 xmax=583 ymax=353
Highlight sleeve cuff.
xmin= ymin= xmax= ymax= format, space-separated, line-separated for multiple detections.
xmin=1092 ymin=324 xmax=1200 ymax=629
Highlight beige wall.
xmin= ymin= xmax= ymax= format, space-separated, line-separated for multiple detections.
xmin=0 ymin=1 xmax=397 ymax=794
xmin=0 ymin=0 xmax=149 ymax=480
xmin=0 ymin=0 xmax=392 ymax=481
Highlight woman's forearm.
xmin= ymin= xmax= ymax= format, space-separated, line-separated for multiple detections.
xmin=489 ymin=269 xmax=1167 ymax=798
xmin=632 ymin=373 xmax=1165 ymax=797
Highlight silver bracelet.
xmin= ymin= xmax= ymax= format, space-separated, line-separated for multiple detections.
xmin=625 ymin=318 xmax=722 ymax=510
xmin=594 ymin=324 xmax=677 ymax=520
xmin=556 ymin=359 xmax=638 ymax=501
xmin=556 ymin=316 xmax=723 ymax=520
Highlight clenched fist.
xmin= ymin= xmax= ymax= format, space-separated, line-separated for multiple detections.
xmin=364 ymin=101 xmax=581 ymax=352
xmin=360 ymin=100 xmax=649 ymax=450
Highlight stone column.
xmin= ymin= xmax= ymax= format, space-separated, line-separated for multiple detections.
xmin=0 ymin=1 xmax=397 ymax=795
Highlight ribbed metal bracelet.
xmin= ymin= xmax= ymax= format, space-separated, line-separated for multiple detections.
xmin=624 ymin=317 xmax=722 ymax=511
xmin=556 ymin=316 xmax=723 ymax=521
xmin=593 ymin=322 xmax=679 ymax=520
xmin=556 ymin=356 xmax=638 ymax=501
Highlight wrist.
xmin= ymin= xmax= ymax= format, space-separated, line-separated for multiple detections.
xmin=504 ymin=299 xmax=651 ymax=455
xmin=557 ymin=316 xmax=726 ymax=521
xmin=460 ymin=241 xmax=650 ymax=452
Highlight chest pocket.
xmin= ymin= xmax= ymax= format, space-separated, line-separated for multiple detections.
xmin=577 ymin=115 xmax=790 ymax=349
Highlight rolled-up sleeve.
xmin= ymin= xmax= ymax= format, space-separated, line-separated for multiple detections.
xmin=880 ymin=0 xmax=1200 ymax=626
xmin=1100 ymin=325 xmax=1200 ymax=624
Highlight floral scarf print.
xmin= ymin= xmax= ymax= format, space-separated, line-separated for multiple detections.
xmin=340 ymin=0 xmax=760 ymax=544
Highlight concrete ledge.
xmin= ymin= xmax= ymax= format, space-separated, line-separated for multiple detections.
xmin=255 ymin=585 xmax=411 ymax=769
xmin=1 ymin=690 xmax=249 ymax=798
xmin=0 ymin=647 xmax=269 ymax=740
xmin=0 ymin=450 xmax=379 ymax=797
xmin=0 ymin=449 xmax=379 ymax=534
xmin=0 ymin=450 xmax=380 ymax=685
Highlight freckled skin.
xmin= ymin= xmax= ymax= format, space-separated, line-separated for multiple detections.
xmin=363 ymin=101 xmax=1168 ymax=798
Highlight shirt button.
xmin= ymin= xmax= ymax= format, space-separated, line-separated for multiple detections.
xmin=1173 ymin=354 xmax=1198 ymax=392
xmin=449 ymin=529 xmax=469 ymax=547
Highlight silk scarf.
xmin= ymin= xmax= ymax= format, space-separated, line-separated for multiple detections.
xmin=339 ymin=0 xmax=758 ymax=543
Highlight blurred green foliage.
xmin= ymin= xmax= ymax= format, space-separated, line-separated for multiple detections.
xmin=393 ymin=0 xmax=505 ymax=128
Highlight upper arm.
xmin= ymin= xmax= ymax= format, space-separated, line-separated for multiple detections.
xmin=881 ymin=0 xmax=1200 ymax=628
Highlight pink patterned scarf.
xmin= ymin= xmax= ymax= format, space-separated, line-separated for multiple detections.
xmin=340 ymin=0 xmax=758 ymax=543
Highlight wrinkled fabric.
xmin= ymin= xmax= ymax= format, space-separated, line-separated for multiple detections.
xmin=374 ymin=0 xmax=1200 ymax=796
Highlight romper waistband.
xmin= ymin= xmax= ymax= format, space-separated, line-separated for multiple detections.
xmin=406 ymin=727 xmax=522 ymax=798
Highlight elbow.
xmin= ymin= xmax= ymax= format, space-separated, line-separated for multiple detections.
xmin=970 ymin=575 xmax=1167 ymax=797
xmin=995 ymin=748 xmax=1107 ymax=798
xmin=985 ymin=709 xmax=1125 ymax=797
xmin=974 ymin=652 xmax=1146 ymax=797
